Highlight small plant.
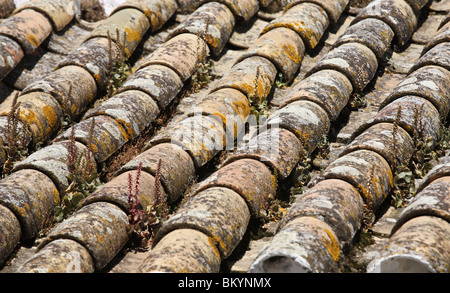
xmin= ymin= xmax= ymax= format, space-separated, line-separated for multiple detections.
xmin=128 ymin=161 xmax=150 ymax=246
xmin=248 ymin=66 xmax=270 ymax=122
xmin=410 ymin=106 xmax=450 ymax=178
xmin=55 ymin=119 xmax=100 ymax=221
xmin=313 ymin=134 xmax=330 ymax=160
xmin=128 ymin=159 xmax=169 ymax=248
xmin=275 ymin=72 xmax=288 ymax=89
xmin=349 ymin=93 xmax=367 ymax=109
xmin=434 ymin=122 xmax=450 ymax=156
xmin=391 ymin=164 xmax=415 ymax=208
xmin=390 ymin=105 xmax=402 ymax=173
xmin=263 ymin=194 xmax=288 ymax=223
xmin=350 ymin=0 xmax=373 ymax=8
xmin=60 ymin=85 xmax=74 ymax=130
xmin=289 ymin=157 xmax=311 ymax=195
xmin=2 ymin=93 xmax=28 ymax=177
xmin=267 ymin=0 xmax=288 ymax=12
xmin=389 ymin=105 xmax=416 ymax=207
xmin=360 ymin=201 xmax=375 ymax=234
xmin=190 ymin=58 xmax=214 ymax=92
xmin=105 ymin=30 xmax=132 ymax=99
xmin=145 ymin=158 xmax=169 ymax=236
xmin=189 ymin=20 xmax=214 ymax=93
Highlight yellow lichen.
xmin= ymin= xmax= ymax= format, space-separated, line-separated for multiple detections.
xmin=117 ymin=119 xmax=134 ymax=138
xmin=207 ymin=236 xmax=221 ymax=260
xmin=357 ymin=184 xmax=372 ymax=202
xmin=89 ymin=143 xmax=98 ymax=153
xmin=43 ymin=105 xmax=57 ymax=128
xmin=93 ymin=73 xmax=101 ymax=83
xmin=271 ymin=174 xmax=278 ymax=191
xmin=283 ymin=43 xmax=302 ymax=63
xmin=26 ymin=33 xmax=40 ymax=48
xmin=231 ymin=100 xmax=250 ymax=117
xmin=53 ymin=188 xmax=60 ymax=206
xmin=204 ymin=34 xmax=217 ymax=51
xmin=323 ymin=229 xmax=340 ymax=262
xmin=16 ymin=206 xmax=27 ymax=218
xmin=96 ymin=234 xmax=104 ymax=243
xmin=113 ymin=120 xmax=131 ymax=141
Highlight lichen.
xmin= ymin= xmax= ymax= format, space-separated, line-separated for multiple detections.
xmin=323 ymin=228 xmax=340 ymax=262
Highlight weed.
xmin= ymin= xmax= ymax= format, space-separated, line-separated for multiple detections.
xmin=362 ymin=166 xmax=377 ymax=231
xmin=128 ymin=159 xmax=169 ymax=248
xmin=410 ymin=106 xmax=450 ymax=178
xmin=349 ymin=65 xmax=372 ymax=109
xmin=59 ymin=85 xmax=75 ymax=130
xmin=2 ymin=93 xmax=28 ymax=177
xmin=127 ymin=161 xmax=150 ymax=246
xmin=289 ymin=158 xmax=311 ymax=195
xmin=390 ymin=105 xmax=402 ymax=173
xmin=389 ymin=103 xmax=448 ymax=207
xmin=391 ymin=164 xmax=415 ymax=208
xmin=350 ymin=0 xmax=374 ymax=8
xmin=55 ymin=118 xmax=100 ymax=221
xmin=278 ymin=125 xmax=311 ymax=197
xmin=190 ymin=58 xmax=214 ymax=92
xmin=434 ymin=122 xmax=450 ymax=156
xmin=349 ymin=93 xmax=367 ymax=110
xmin=275 ymin=72 xmax=289 ymax=89
xmin=313 ymin=134 xmax=330 ymax=160
xmin=147 ymin=158 xmax=169 ymax=229
xmin=265 ymin=0 xmax=288 ymax=13
xmin=389 ymin=105 xmax=416 ymax=207
xmin=188 ymin=20 xmax=214 ymax=94
xmin=262 ymin=194 xmax=289 ymax=223
xmin=248 ymin=66 xmax=270 ymax=122
xmin=105 ymin=30 xmax=132 ymax=99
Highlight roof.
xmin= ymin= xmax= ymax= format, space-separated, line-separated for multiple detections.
xmin=0 ymin=0 xmax=449 ymax=274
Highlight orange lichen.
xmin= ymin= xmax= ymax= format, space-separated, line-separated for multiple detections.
xmin=232 ymin=100 xmax=250 ymax=117
xmin=207 ymin=236 xmax=221 ymax=260
xmin=43 ymin=105 xmax=57 ymax=128
xmin=203 ymin=34 xmax=217 ymax=51
xmin=93 ymin=73 xmax=101 ymax=83
xmin=125 ymin=27 xmax=143 ymax=43
xmin=71 ymin=104 xmax=77 ymax=115
xmin=20 ymin=108 xmax=36 ymax=123
xmin=113 ymin=120 xmax=131 ymax=141
xmin=89 ymin=143 xmax=98 ymax=154
xmin=117 ymin=119 xmax=134 ymax=138
xmin=323 ymin=229 xmax=340 ymax=262
xmin=16 ymin=206 xmax=27 ymax=218
xmin=283 ymin=43 xmax=302 ymax=64
xmin=96 ymin=234 xmax=104 ymax=243
xmin=53 ymin=188 xmax=60 ymax=206
xmin=26 ymin=33 xmax=40 ymax=48
xmin=357 ymin=184 xmax=372 ymax=202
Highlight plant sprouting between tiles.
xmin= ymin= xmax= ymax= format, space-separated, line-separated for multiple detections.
xmin=249 ymin=66 xmax=269 ymax=122
xmin=2 ymin=92 xmax=28 ymax=177
xmin=55 ymin=118 xmax=100 ymax=222
xmin=390 ymin=105 xmax=415 ymax=208
xmin=128 ymin=159 xmax=169 ymax=249
xmin=105 ymin=29 xmax=132 ymax=99
xmin=189 ymin=20 xmax=215 ymax=94
xmin=275 ymin=72 xmax=289 ymax=89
